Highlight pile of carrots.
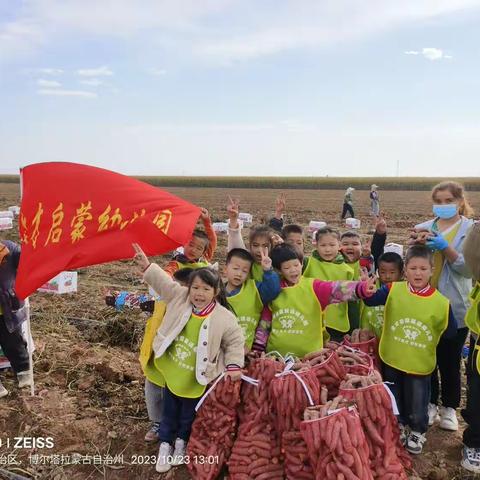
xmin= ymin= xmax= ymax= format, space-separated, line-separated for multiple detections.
xmin=187 ymin=329 xmax=411 ymax=480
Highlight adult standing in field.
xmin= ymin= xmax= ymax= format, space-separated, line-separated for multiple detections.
xmin=0 ymin=240 xmax=31 ymax=398
xmin=341 ymin=187 xmax=355 ymax=219
xmin=411 ymin=181 xmax=475 ymax=432
xmin=370 ymin=184 xmax=380 ymax=216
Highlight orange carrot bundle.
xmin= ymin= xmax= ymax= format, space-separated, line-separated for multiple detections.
xmin=229 ymin=357 xmax=285 ymax=480
xmin=300 ymin=406 xmax=374 ymax=480
xmin=187 ymin=376 xmax=241 ymax=480
xmin=339 ymin=381 xmax=412 ymax=478
xmin=343 ymin=330 xmax=380 ymax=370
xmin=304 ymin=350 xmax=346 ymax=399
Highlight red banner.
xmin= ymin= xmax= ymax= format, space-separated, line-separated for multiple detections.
xmin=16 ymin=162 xmax=201 ymax=299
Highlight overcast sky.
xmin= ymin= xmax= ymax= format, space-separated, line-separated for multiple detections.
xmin=1 ymin=0 xmax=480 ymax=176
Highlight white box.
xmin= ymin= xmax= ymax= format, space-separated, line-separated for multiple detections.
xmin=345 ymin=218 xmax=361 ymax=229
xmin=0 ymin=210 xmax=14 ymax=219
xmin=238 ymin=212 xmax=253 ymax=224
xmin=212 ymin=222 xmax=229 ymax=233
xmin=311 ymin=230 xmax=318 ymax=245
xmin=0 ymin=218 xmax=13 ymax=230
xmin=8 ymin=206 xmax=20 ymax=216
xmin=38 ymin=271 xmax=78 ymax=294
xmin=383 ymin=243 xmax=404 ymax=257
xmin=308 ymin=220 xmax=327 ymax=233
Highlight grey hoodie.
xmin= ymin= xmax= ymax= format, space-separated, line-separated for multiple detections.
xmin=415 ymin=216 xmax=474 ymax=328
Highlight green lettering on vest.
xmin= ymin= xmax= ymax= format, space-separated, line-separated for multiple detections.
xmin=227 ymin=280 xmax=263 ymax=349
xmin=380 ymin=282 xmax=449 ymax=375
xmin=268 ymin=276 xmax=323 ymax=358
xmin=303 ymin=256 xmax=353 ymax=332
xmin=155 ymin=313 xmax=207 ymax=398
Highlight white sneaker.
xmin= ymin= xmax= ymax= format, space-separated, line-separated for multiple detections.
xmin=156 ymin=442 xmax=173 ymax=473
xmin=406 ymin=431 xmax=427 ymax=455
xmin=428 ymin=403 xmax=439 ymax=426
xmin=171 ymin=438 xmax=186 ymax=465
xmin=17 ymin=371 xmax=32 ymax=389
xmin=0 ymin=381 xmax=8 ymax=398
xmin=439 ymin=406 xmax=458 ymax=431
xmin=461 ymin=446 xmax=480 ymax=474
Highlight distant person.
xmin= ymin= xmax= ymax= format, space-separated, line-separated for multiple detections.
xmin=370 ymin=184 xmax=380 ymax=216
xmin=0 ymin=240 xmax=31 ymax=398
xmin=412 ymin=181 xmax=474 ymax=433
xmin=341 ymin=187 xmax=355 ymax=219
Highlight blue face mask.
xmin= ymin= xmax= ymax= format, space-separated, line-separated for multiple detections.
xmin=433 ymin=204 xmax=458 ymax=219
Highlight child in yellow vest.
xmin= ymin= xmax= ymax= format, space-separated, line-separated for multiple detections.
xmin=227 ymin=197 xmax=274 ymax=282
xmin=253 ymin=245 xmax=376 ymax=358
xmin=364 ymin=245 xmax=456 ymax=455
xmin=141 ymin=268 xmax=193 ymax=443
xmin=132 ymin=244 xmax=244 ymax=474
xmin=163 ymin=208 xmax=217 ymax=277
xmin=460 ymin=222 xmax=480 ymax=474
xmin=303 ymin=227 xmax=354 ymax=339
xmin=360 ymin=252 xmax=404 ymax=337
xmin=225 ymin=248 xmax=280 ymax=350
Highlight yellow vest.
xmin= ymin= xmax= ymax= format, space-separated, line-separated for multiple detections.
xmin=139 ymin=301 xmax=167 ymax=387
xmin=380 ymin=282 xmax=449 ymax=375
xmin=268 ymin=277 xmax=323 ymax=358
xmin=360 ymin=280 xmax=384 ymax=337
xmin=465 ymin=282 xmax=480 ymax=375
xmin=251 ymin=262 xmax=264 ymax=282
xmin=155 ymin=313 xmax=207 ymax=398
xmin=303 ymin=256 xmax=353 ymax=332
xmin=176 ymin=260 xmax=209 ymax=270
xmin=226 ymin=280 xmax=263 ymax=349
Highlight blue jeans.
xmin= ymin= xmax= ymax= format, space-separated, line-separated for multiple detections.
xmin=157 ymin=387 xmax=200 ymax=444
xmin=383 ymin=364 xmax=430 ymax=434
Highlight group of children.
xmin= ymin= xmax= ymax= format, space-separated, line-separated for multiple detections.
xmin=129 ymin=195 xmax=477 ymax=473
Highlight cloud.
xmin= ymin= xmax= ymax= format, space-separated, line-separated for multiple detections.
xmin=404 ymin=47 xmax=453 ymax=60
xmin=37 ymin=78 xmax=61 ymax=87
xmin=1 ymin=0 xmax=477 ymax=65
xmin=148 ymin=68 xmax=167 ymax=76
xmin=79 ymin=78 xmax=103 ymax=86
xmin=38 ymin=67 xmax=63 ymax=75
xmin=37 ymin=89 xmax=97 ymax=98
xmin=77 ymin=66 xmax=113 ymax=77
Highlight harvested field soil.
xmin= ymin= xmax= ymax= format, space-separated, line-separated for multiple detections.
xmin=0 ymin=182 xmax=479 ymax=479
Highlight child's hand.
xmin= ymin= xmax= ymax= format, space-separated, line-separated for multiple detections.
xmin=260 ymin=247 xmax=272 ymax=271
xmin=132 ymin=243 xmax=150 ymax=272
xmin=271 ymin=233 xmax=284 ymax=247
xmin=275 ymin=193 xmax=286 ymax=218
xmin=200 ymin=207 xmax=211 ymax=222
xmin=225 ymin=369 xmax=242 ymax=381
xmin=375 ymin=212 xmax=387 ymax=235
xmin=364 ymin=274 xmax=378 ymax=297
xmin=227 ymin=196 xmax=240 ymax=227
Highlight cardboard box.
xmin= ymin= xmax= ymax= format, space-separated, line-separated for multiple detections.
xmin=38 ymin=271 xmax=78 ymax=294
xmin=308 ymin=220 xmax=327 ymax=233
xmin=212 ymin=222 xmax=229 ymax=233
xmin=345 ymin=218 xmax=361 ymax=229
xmin=8 ymin=206 xmax=20 ymax=216
xmin=0 ymin=210 xmax=14 ymax=219
xmin=0 ymin=218 xmax=13 ymax=230
xmin=238 ymin=212 xmax=253 ymax=224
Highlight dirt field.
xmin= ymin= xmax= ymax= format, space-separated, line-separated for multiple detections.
xmin=1 ymin=182 xmax=479 ymax=480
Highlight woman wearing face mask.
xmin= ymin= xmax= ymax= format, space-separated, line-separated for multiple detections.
xmin=412 ymin=181 xmax=475 ymax=433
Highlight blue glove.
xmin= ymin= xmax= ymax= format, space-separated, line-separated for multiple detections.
xmin=426 ymin=232 xmax=448 ymax=251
